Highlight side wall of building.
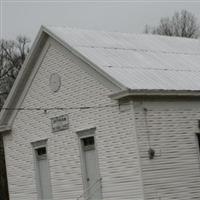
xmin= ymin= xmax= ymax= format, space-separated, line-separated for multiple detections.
xmin=3 ymin=38 xmax=144 ymax=200
xmin=134 ymin=100 xmax=200 ymax=200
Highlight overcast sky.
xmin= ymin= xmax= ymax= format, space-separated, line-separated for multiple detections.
xmin=1 ymin=0 xmax=200 ymax=41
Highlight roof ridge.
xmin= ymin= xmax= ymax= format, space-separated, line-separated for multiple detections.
xmin=45 ymin=25 xmax=200 ymax=41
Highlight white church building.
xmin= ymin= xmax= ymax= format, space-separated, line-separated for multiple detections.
xmin=1 ymin=26 xmax=200 ymax=200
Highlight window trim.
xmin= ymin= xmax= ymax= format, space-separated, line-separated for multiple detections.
xmin=196 ymin=133 xmax=200 ymax=158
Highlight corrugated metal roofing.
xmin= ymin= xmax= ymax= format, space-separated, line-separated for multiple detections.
xmin=47 ymin=26 xmax=200 ymax=91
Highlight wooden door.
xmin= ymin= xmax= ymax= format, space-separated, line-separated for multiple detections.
xmin=82 ymin=137 xmax=101 ymax=200
xmin=36 ymin=147 xmax=52 ymax=200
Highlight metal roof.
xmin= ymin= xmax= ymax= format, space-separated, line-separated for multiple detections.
xmin=47 ymin=26 xmax=200 ymax=91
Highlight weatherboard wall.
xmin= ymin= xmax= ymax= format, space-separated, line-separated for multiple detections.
xmin=3 ymin=37 xmax=144 ymax=200
xmin=133 ymin=100 xmax=200 ymax=200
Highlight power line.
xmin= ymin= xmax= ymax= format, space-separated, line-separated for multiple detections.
xmin=0 ymin=104 xmax=120 ymax=111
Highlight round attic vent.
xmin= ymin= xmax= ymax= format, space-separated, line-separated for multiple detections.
xmin=49 ymin=73 xmax=61 ymax=92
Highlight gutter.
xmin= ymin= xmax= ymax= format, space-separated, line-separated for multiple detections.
xmin=109 ymin=89 xmax=200 ymax=100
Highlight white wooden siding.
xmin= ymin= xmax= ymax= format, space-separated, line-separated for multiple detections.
xmin=134 ymin=100 xmax=200 ymax=200
xmin=3 ymin=38 xmax=144 ymax=200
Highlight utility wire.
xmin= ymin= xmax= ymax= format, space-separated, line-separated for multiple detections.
xmin=144 ymin=107 xmax=151 ymax=149
xmin=0 ymin=103 xmax=120 ymax=111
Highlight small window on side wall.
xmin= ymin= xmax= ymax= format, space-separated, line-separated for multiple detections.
xmin=196 ymin=133 xmax=200 ymax=153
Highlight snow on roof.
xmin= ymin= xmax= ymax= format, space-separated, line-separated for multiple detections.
xmin=46 ymin=26 xmax=200 ymax=91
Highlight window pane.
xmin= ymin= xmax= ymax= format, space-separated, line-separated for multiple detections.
xmin=197 ymin=133 xmax=200 ymax=152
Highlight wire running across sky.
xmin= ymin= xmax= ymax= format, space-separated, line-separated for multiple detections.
xmin=0 ymin=103 xmax=120 ymax=112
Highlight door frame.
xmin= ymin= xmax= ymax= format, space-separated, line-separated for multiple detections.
xmin=31 ymin=139 xmax=53 ymax=200
xmin=76 ymin=127 xmax=102 ymax=199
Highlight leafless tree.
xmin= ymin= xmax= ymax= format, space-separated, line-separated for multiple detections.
xmin=0 ymin=35 xmax=30 ymax=200
xmin=0 ymin=36 xmax=30 ymax=107
xmin=144 ymin=10 xmax=200 ymax=38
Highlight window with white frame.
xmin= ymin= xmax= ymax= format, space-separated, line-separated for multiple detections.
xmin=197 ymin=133 xmax=200 ymax=153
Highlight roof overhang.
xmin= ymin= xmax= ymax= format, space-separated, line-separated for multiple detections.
xmin=0 ymin=27 xmax=49 ymax=127
xmin=109 ymin=89 xmax=200 ymax=100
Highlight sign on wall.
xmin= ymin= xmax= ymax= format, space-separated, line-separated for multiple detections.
xmin=51 ymin=114 xmax=69 ymax=132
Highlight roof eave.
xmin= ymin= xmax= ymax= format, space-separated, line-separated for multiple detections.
xmin=0 ymin=27 xmax=49 ymax=126
xmin=109 ymin=89 xmax=200 ymax=100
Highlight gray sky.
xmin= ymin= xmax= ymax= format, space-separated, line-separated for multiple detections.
xmin=1 ymin=1 xmax=200 ymax=41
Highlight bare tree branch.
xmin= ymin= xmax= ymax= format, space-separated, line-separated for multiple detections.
xmin=144 ymin=10 xmax=200 ymax=38
xmin=0 ymin=36 xmax=30 ymax=107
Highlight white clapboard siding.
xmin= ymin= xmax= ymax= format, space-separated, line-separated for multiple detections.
xmin=134 ymin=100 xmax=200 ymax=200
xmin=3 ymin=37 xmax=144 ymax=200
